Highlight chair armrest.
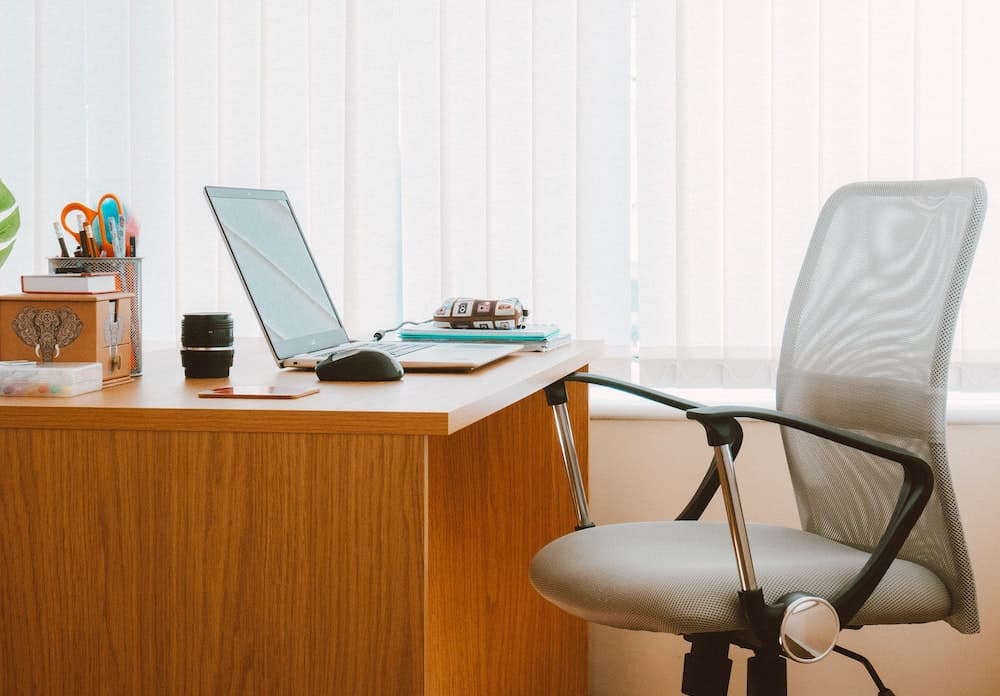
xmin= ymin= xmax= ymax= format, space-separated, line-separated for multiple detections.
xmin=560 ymin=372 xmax=705 ymax=411
xmin=686 ymin=404 xmax=934 ymax=627
xmin=551 ymin=373 xmax=744 ymax=520
xmin=687 ymin=405 xmax=925 ymax=467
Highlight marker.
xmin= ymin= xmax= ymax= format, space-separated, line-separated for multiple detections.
xmin=51 ymin=221 xmax=70 ymax=257
xmin=75 ymin=214 xmax=90 ymax=257
xmin=107 ymin=217 xmax=125 ymax=257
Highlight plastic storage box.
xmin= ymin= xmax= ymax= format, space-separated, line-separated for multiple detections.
xmin=0 ymin=361 xmax=103 ymax=397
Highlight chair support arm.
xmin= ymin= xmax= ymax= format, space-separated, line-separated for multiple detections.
xmin=686 ymin=404 xmax=934 ymax=628
xmin=687 ymin=405 xmax=928 ymax=468
xmin=546 ymin=373 xmax=744 ymax=522
xmin=559 ymin=372 xmax=706 ymax=411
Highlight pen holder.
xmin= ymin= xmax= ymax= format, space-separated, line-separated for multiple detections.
xmin=48 ymin=256 xmax=143 ymax=376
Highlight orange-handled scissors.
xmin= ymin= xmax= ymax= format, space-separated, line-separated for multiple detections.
xmin=60 ymin=193 xmax=124 ymax=256
xmin=60 ymin=201 xmax=98 ymax=244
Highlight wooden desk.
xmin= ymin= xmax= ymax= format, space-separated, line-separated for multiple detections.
xmin=0 ymin=341 xmax=597 ymax=695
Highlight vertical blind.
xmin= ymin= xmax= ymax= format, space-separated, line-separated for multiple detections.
xmin=1 ymin=0 xmax=999 ymax=387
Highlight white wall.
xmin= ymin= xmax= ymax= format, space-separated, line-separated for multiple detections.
xmin=588 ymin=419 xmax=1000 ymax=695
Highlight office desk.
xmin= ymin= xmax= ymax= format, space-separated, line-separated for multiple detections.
xmin=0 ymin=340 xmax=597 ymax=695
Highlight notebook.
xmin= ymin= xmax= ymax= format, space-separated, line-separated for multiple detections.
xmin=399 ymin=322 xmax=561 ymax=342
xmin=203 ymin=186 xmax=522 ymax=371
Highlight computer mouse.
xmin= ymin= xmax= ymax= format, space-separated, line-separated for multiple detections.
xmin=315 ymin=348 xmax=404 ymax=382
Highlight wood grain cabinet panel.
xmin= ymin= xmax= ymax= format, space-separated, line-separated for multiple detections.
xmin=0 ymin=342 xmax=597 ymax=695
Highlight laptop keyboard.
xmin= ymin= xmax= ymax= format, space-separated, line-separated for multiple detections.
xmin=353 ymin=341 xmax=428 ymax=357
xmin=301 ymin=342 xmax=429 ymax=363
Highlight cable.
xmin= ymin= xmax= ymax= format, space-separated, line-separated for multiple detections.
xmin=372 ymin=319 xmax=431 ymax=341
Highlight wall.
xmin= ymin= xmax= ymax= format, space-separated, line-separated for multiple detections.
xmin=588 ymin=419 xmax=1000 ymax=695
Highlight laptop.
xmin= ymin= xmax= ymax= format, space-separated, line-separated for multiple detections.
xmin=204 ymin=186 xmax=522 ymax=371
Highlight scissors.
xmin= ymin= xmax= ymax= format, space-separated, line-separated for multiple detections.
xmin=60 ymin=193 xmax=124 ymax=256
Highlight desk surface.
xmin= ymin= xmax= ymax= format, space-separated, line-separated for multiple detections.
xmin=0 ymin=339 xmax=601 ymax=436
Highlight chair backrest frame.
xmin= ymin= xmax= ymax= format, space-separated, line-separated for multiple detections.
xmin=776 ymin=179 xmax=986 ymax=634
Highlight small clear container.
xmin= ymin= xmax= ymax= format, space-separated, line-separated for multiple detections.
xmin=0 ymin=361 xmax=103 ymax=397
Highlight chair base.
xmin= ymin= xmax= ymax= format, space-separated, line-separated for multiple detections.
xmin=680 ymin=636 xmax=787 ymax=696
xmin=681 ymin=636 xmax=732 ymax=696
xmin=681 ymin=633 xmax=896 ymax=696
xmin=747 ymin=651 xmax=787 ymax=696
xmin=681 ymin=638 xmax=789 ymax=696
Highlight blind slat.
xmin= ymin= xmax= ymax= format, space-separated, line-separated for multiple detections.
xmin=770 ymin=0 xmax=819 ymax=355
xmin=961 ymin=0 xmax=1000 ymax=364
xmin=868 ymin=0 xmax=915 ymax=179
xmin=344 ymin=0 xmax=401 ymax=334
xmin=400 ymin=0 xmax=442 ymax=321
xmin=723 ymin=0 xmax=771 ymax=362
xmin=218 ymin=0 xmax=262 ymax=335
xmin=915 ymin=0 xmax=962 ymax=178
xmin=307 ymin=1 xmax=347 ymax=310
xmin=36 ymin=0 xmax=88 ymax=276
xmin=531 ymin=0 xmax=577 ymax=330
xmin=219 ymin=0 xmax=262 ymax=188
xmin=174 ymin=0 xmax=220 ymax=317
xmin=85 ymin=0 xmax=131 ymax=210
xmin=819 ymin=0 xmax=868 ymax=198
xmin=577 ymin=0 xmax=631 ymax=346
xmin=130 ymin=0 xmax=176 ymax=342
xmin=441 ymin=0 xmax=488 ymax=299
xmin=262 ymin=0 xmax=310 ymax=209
xmin=635 ymin=0 xmax=676 ymax=354
xmin=676 ymin=0 xmax=724 ymax=363
xmin=486 ymin=0 xmax=533 ymax=302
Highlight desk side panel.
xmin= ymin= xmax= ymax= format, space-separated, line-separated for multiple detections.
xmin=426 ymin=380 xmax=589 ymax=695
xmin=0 ymin=429 xmax=425 ymax=696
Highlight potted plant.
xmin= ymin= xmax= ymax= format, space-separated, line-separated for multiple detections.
xmin=0 ymin=179 xmax=19 ymax=269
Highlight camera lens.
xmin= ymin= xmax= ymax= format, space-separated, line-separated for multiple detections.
xmin=180 ymin=312 xmax=234 ymax=378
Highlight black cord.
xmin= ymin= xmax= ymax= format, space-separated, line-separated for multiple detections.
xmin=372 ymin=318 xmax=431 ymax=341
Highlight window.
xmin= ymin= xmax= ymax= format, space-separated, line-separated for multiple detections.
xmin=2 ymin=1 xmax=998 ymax=388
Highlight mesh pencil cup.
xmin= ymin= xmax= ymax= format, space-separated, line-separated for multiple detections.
xmin=48 ymin=256 xmax=143 ymax=376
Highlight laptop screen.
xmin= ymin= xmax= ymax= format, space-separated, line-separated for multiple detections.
xmin=204 ymin=186 xmax=349 ymax=360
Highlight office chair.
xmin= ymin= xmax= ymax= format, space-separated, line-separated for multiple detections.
xmin=533 ymin=179 xmax=986 ymax=695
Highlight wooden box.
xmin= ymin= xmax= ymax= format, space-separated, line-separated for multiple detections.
xmin=0 ymin=292 xmax=134 ymax=385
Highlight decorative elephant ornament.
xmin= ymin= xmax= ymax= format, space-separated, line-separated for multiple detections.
xmin=11 ymin=306 xmax=84 ymax=361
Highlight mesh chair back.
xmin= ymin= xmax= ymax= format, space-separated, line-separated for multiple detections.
xmin=776 ymin=179 xmax=985 ymax=633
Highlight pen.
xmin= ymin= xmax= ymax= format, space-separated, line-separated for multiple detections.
xmin=51 ymin=221 xmax=70 ymax=257
xmin=81 ymin=220 xmax=96 ymax=257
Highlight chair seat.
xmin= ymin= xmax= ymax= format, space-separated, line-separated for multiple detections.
xmin=530 ymin=521 xmax=951 ymax=636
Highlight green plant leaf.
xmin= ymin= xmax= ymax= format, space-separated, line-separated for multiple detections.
xmin=0 ymin=179 xmax=14 ymax=211
xmin=0 ymin=240 xmax=14 ymax=268
xmin=0 ymin=205 xmax=19 ymax=243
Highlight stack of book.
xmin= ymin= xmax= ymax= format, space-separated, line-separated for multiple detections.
xmin=398 ymin=322 xmax=571 ymax=352
xmin=21 ymin=272 xmax=120 ymax=294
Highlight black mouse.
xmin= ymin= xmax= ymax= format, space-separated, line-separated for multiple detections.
xmin=315 ymin=348 xmax=404 ymax=382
